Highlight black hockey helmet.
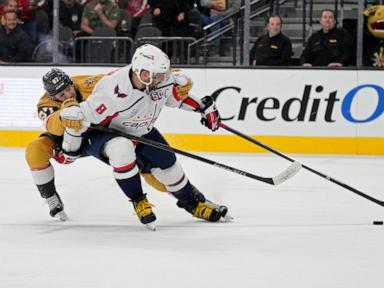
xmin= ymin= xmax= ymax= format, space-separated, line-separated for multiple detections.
xmin=42 ymin=68 xmax=73 ymax=100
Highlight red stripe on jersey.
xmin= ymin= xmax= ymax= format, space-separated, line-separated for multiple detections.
xmin=172 ymin=86 xmax=181 ymax=101
xmin=107 ymin=68 xmax=121 ymax=75
xmin=100 ymin=113 xmax=119 ymax=126
xmin=114 ymin=161 xmax=136 ymax=172
xmin=183 ymin=97 xmax=201 ymax=110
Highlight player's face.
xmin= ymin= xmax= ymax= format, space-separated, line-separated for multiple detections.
xmin=54 ymin=85 xmax=76 ymax=102
xmin=320 ymin=11 xmax=336 ymax=32
xmin=139 ymin=70 xmax=167 ymax=89
xmin=151 ymin=72 xmax=167 ymax=88
xmin=267 ymin=17 xmax=281 ymax=37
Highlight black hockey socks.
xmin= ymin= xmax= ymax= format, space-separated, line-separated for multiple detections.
xmin=115 ymin=173 xmax=145 ymax=200
xmin=36 ymin=178 xmax=56 ymax=199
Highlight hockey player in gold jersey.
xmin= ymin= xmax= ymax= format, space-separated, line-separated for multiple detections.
xmin=25 ymin=69 xmax=103 ymax=220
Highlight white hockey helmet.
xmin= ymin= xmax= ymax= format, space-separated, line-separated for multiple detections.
xmin=131 ymin=44 xmax=170 ymax=87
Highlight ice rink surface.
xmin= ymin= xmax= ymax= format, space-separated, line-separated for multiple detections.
xmin=1 ymin=147 xmax=384 ymax=288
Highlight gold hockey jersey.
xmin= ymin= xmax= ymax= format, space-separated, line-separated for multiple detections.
xmin=37 ymin=74 xmax=103 ymax=136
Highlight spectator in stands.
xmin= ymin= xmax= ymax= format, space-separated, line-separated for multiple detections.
xmin=196 ymin=0 xmax=241 ymax=55
xmin=119 ymin=0 xmax=149 ymax=37
xmin=81 ymin=0 xmax=120 ymax=35
xmin=32 ymin=1 xmax=50 ymax=37
xmin=16 ymin=0 xmax=38 ymax=44
xmin=148 ymin=0 xmax=190 ymax=37
xmin=0 ymin=0 xmax=19 ymax=26
xmin=249 ymin=15 xmax=292 ymax=66
xmin=60 ymin=0 xmax=84 ymax=36
xmin=204 ymin=0 xmax=241 ymax=17
xmin=301 ymin=9 xmax=354 ymax=67
xmin=1 ymin=0 xmax=48 ymax=43
xmin=0 ymin=10 xmax=34 ymax=62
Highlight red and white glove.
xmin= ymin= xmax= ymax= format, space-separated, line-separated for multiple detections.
xmin=200 ymin=96 xmax=220 ymax=131
xmin=54 ymin=147 xmax=81 ymax=164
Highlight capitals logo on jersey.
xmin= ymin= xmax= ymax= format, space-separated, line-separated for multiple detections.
xmin=114 ymin=85 xmax=128 ymax=98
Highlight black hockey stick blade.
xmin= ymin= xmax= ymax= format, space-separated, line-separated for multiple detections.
xmin=90 ymin=125 xmax=298 ymax=186
xmin=220 ymin=122 xmax=384 ymax=207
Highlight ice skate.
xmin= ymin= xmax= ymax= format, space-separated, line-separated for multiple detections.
xmin=205 ymin=199 xmax=233 ymax=222
xmin=46 ymin=193 xmax=68 ymax=221
xmin=131 ymin=194 xmax=157 ymax=230
xmin=178 ymin=186 xmax=232 ymax=222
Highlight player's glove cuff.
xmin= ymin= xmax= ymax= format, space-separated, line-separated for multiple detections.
xmin=199 ymin=96 xmax=220 ymax=131
xmin=54 ymin=147 xmax=81 ymax=165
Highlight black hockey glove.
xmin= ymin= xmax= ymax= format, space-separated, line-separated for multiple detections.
xmin=200 ymin=96 xmax=220 ymax=131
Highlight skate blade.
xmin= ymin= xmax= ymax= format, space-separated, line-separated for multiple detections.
xmin=145 ymin=222 xmax=156 ymax=231
xmin=219 ymin=206 xmax=233 ymax=222
xmin=223 ymin=213 xmax=234 ymax=222
xmin=55 ymin=211 xmax=68 ymax=222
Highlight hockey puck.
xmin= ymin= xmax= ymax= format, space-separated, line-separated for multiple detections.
xmin=372 ymin=221 xmax=383 ymax=225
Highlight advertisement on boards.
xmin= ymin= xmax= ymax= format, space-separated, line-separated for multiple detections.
xmin=0 ymin=67 xmax=382 ymax=140
xmin=158 ymin=69 xmax=383 ymax=138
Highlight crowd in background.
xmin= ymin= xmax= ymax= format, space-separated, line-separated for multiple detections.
xmin=0 ymin=0 xmax=374 ymax=67
xmin=250 ymin=10 xmax=354 ymax=67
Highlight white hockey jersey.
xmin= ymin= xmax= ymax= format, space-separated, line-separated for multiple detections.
xmin=80 ymin=65 xmax=201 ymax=137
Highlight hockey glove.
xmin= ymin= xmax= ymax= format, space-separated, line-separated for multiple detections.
xmin=199 ymin=96 xmax=220 ymax=131
xmin=54 ymin=147 xmax=81 ymax=165
xmin=60 ymin=99 xmax=84 ymax=131
xmin=173 ymin=69 xmax=193 ymax=100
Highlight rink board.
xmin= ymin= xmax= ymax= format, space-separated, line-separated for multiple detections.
xmin=0 ymin=66 xmax=383 ymax=154
xmin=1 ymin=130 xmax=383 ymax=155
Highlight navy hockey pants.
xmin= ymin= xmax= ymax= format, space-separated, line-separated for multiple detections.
xmin=83 ymin=127 xmax=177 ymax=172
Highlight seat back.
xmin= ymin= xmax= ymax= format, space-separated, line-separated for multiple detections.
xmin=32 ymin=40 xmax=69 ymax=63
xmin=92 ymin=27 xmax=117 ymax=37
xmin=59 ymin=25 xmax=74 ymax=42
xmin=58 ymin=26 xmax=74 ymax=57
xmin=187 ymin=9 xmax=203 ymax=39
xmin=137 ymin=11 xmax=154 ymax=28
xmin=135 ymin=26 xmax=162 ymax=47
xmin=87 ymin=27 xmax=117 ymax=63
xmin=118 ymin=9 xmax=133 ymax=35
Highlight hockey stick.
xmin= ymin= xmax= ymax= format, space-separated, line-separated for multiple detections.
xmin=220 ymin=122 xmax=384 ymax=207
xmin=90 ymin=125 xmax=300 ymax=185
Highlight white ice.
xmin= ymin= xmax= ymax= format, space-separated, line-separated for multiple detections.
xmin=1 ymin=147 xmax=383 ymax=288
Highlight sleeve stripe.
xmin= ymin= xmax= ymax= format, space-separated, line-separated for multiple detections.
xmin=183 ymin=98 xmax=201 ymax=110
xmin=172 ymin=86 xmax=181 ymax=101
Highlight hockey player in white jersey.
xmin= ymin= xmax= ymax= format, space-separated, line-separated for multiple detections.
xmin=59 ymin=44 xmax=229 ymax=229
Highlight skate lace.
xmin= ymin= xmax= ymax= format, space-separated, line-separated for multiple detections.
xmin=194 ymin=202 xmax=213 ymax=220
xmin=46 ymin=195 xmax=62 ymax=210
xmin=134 ymin=199 xmax=154 ymax=218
